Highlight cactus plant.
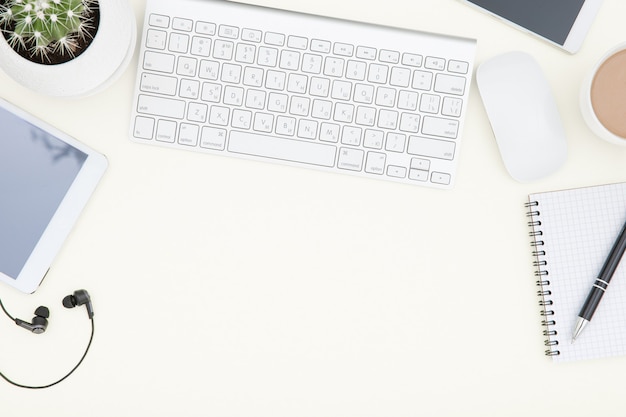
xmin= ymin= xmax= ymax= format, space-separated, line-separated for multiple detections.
xmin=0 ymin=0 xmax=98 ymax=62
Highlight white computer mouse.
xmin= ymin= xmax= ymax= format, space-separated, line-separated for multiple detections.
xmin=476 ymin=51 xmax=567 ymax=182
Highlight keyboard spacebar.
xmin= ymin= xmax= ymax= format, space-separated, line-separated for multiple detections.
xmin=228 ymin=131 xmax=337 ymax=167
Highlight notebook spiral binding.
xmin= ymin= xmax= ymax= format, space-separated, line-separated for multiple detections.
xmin=525 ymin=200 xmax=560 ymax=357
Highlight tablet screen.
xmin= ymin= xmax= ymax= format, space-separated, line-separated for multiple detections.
xmin=0 ymin=107 xmax=88 ymax=280
xmin=466 ymin=0 xmax=586 ymax=46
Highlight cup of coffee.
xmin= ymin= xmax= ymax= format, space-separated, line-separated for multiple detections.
xmin=580 ymin=43 xmax=626 ymax=146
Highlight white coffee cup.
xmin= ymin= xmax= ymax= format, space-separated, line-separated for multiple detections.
xmin=580 ymin=42 xmax=626 ymax=146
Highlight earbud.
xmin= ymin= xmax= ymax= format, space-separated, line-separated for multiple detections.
xmin=62 ymin=290 xmax=94 ymax=319
xmin=15 ymin=306 xmax=50 ymax=334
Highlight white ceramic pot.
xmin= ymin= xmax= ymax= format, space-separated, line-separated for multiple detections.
xmin=0 ymin=0 xmax=137 ymax=97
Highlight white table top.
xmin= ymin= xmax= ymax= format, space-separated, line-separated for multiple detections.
xmin=2 ymin=0 xmax=626 ymax=415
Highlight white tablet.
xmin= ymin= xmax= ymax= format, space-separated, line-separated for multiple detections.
xmin=461 ymin=0 xmax=603 ymax=53
xmin=0 ymin=98 xmax=108 ymax=293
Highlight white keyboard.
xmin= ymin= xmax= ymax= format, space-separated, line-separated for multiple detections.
xmin=130 ymin=0 xmax=476 ymax=189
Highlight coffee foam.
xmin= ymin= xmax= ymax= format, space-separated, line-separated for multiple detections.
xmin=590 ymin=49 xmax=626 ymax=139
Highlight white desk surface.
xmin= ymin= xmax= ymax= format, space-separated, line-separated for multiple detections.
xmin=2 ymin=0 xmax=626 ymax=415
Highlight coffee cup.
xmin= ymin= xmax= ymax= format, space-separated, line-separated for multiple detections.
xmin=580 ymin=43 xmax=626 ymax=146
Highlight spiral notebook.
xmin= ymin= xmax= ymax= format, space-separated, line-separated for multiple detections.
xmin=527 ymin=182 xmax=626 ymax=362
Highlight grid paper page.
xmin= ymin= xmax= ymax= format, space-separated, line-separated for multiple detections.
xmin=529 ymin=182 xmax=626 ymax=362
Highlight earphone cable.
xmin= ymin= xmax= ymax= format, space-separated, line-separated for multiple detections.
xmin=0 ymin=317 xmax=95 ymax=389
xmin=0 ymin=297 xmax=16 ymax=321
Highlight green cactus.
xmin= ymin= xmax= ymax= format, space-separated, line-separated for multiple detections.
xmin=0 ymin=0 xmax=97 ymax=60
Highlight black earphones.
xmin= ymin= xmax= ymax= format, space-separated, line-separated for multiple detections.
xmin=0 ymin=289 xmax=95 ymax=389
xmin=14 ymin=306 xmax=50 ymax=334
xmin=62 ymin=289 xmax=95 ymax=319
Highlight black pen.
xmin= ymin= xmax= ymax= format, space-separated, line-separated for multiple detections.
xmin=572 ymin=218 xmax=626 ymax=343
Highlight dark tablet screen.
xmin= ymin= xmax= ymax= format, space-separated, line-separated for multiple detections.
xmin=466 ymin=0 xmax=586 ymax=45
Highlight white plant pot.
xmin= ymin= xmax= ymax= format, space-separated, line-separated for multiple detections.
xmin=0 ymin=0 xmax=137 ymax=97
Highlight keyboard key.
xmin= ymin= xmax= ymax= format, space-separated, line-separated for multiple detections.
xmin=323 ymin=57 xmax=344 ymax=77
xmin=365 ymin=152 xmax=386 ymax=175
xmin=275 ymin=116 xmax=296 ymax=136
xmin=187 ymin=102 xmax=207 ymax=121
xmin=244 ymin=67 xmax=264 ymax=87
xmin=448 ymin=60 xmax=469 ymax=74
xmin=169 ymin=33 xmax=189 ymax=53
xmin=341 ymin=126 xmax=361 ymax=145
xmin=266 ymin=70 xmax=286 ymax=90
xmin=134 ymin=116 xmax=155 ymax=139
xmin=431 ymin=171 xmax=451 ymax=185
xmin=265 ymin=32 xmax=285 ymax=46
xmin=221 ymin=63 xmax=242 ymax=83
xmin=387 ymin=165 xmax=407 ymax=178
xmin=408 ymin=168 xmax=428 ymax=181
xmin=177 ymin=56 xmax=197 ymax=77
xmin=200 ymin=127 xmax=227 ymax=150
xmin=412 ymin=70 xmax=433 ymax=90
xmin=172 ymin=17 xmax=193 ymax=32
xmin=137 ymin=95 xmax=185 ymax=119
xmin=156 ymin=119 xmax=176 ymax=142
xmin=397 ymin=90 xmax=418 ymax=111
xmin=442 ymin=97 xmax=463 ymax=117
xmin=179 ymin=123 xmax=199 ymax=146
xmin=410 ymin=158 xmax=430 ymax=171
xmin=419 ymin=94 xmax=440 ymax=114
xmin=190 ymin=36 xmax=211 ymax=57
xmin=146 ymin=29 xmax=167 ymax=49
xmin=297 ymin=119 xmax=318 ymax=139
xmin=258 ymin=47 xmax=278 ymax=67
xmin=402 ymin=53 xmax=422 ymax=67
xmin=223 ymin=85 xmax=244 ymax=106
xmin=355 ymin=106 xmax=376 ymax=126
xmin=421 ymin=116 xmax=459 ymax=139
xmin=389 ymin=67 xmax=411 ymax=87
xmin=253 ymin=112 xmax=274 ymax=132
xmin=209 ymin=106 xmax=230 ymax=126
xmin=180 ymin=79 xmax=200 ymax=99
xmin=399 ymin=113 xmax=420 ymax=133
xmin=228 ymin=131 xmax=336 ymax=167
xmin=385 ymin=132 xmax=406 ymax=152
xmin=213 ymin=40 xmax=235 ymax=60
xmin=319 ymin=122 xmax=340 ymax=142
xmin=302 ymin=54 xmax=323 ymax=74
xmin=288 ymin=36 xmax=308 ymax=50
xmin=368 ymin=63 xmax=388 ymax=84
xmin=287 ymin=73 xmax=308 ymax=93
xmin=280 ymin=50 xmax=301 ymax=70
xmin=232 ymin=109 xmax=252 ymax=129
xmin=310 ymin=77 xmax=330 ymax=97
xmin=337 ymin=147 xmax=364 ymax=171
xmin=235 ymin=43 xmax=256 ymax=64
xmin=143 ymin=51 xmax=175 ymax=73
xmin=407 ymin=136 xmax=455 ymax=160
xmin=198 ymin=60 xmax=219 ymax=80
xmin=425 ymin=56 xmax=445 ymax=70
xmin=356 ymin=46 xmax=376 ymax=60
xmin=140 ymin=73 xmax=177 ymax=96
xmin=218 ymin=25 xmax=239 ymax=39
xmin=363 ymin=129 xmax=384 ymax=149
xmin=434 ymin=73 xmax=466 ymax=96
xmin=333 ymin=43 xmax=354 ymax=57
xmin=242 ymin=28 xmax=262 ymax=43
xmin=310 ymin=39 xmax=331 ymax=53
xmin=345 ymin=60 xmax=366 ymax=81
xmin=149 ymin=14 xmax=169 ymax=28
xmin=379 ymin=49 xmax=400 ymax=64
xmin=196 ymin=21 xmax=216 ymax=35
